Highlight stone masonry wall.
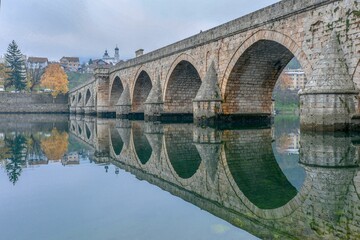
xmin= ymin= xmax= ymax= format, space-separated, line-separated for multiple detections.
xmin=132 ymin=71 xmax=152 ymax=112
xmin=164 ymin=61 xmax=202 ymax=113
xmin=0 ymin=93 xmax=69 ymax=113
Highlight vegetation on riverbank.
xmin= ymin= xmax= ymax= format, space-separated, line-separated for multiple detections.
xmin=273 ymin=74 xmax=300 ymax=114
xmin=67 ymin=72 xmax=92 ymax=90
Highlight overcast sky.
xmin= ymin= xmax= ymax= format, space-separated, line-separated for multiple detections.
xmin=0 ymin=0 xmax=279 ymax=62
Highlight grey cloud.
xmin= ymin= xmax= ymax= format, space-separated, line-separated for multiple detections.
xmin=0 ymin=0 xmax=279 ymax=61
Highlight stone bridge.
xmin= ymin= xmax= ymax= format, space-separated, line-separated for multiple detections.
xmin=69 ymin=0 xmax=360 ymax=131
xmin=70 ymin=116 xmax=360 ymax=239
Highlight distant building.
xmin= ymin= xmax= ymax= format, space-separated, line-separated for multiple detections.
xmin=276 ymin=132 xmax=300 ymax=155
xmin=60 ymin=57 xmax=80 ymax=72
xmin=27 ymin=157 xmax=49 ymax=166
xmin=93 ymin=59 xmax=108 ymax=65
xmin=85 ymin=59 xmax=109 ymax=73
xmin=27 ymin=57 xmax=48 ymax=69
xmin=62 ymin=152 xmax=80 ymax=166
xmin=102 ymin=46 xmax=120 ymax=65
xmin=284 ymin=69 xmax=307 ymax=90
xmin=283 ymin=133 xmax=300 ymax=155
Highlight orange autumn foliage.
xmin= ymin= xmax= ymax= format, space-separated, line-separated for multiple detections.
xmin=0 ymin=63 xmax=9 ymax=85
xmin=278 ymin=72 xmax=293 ymax=90
xmin=41 ymin=129 xmax=68 ymax=160
xmin=40 ymin=64 xmax=69 ymax=97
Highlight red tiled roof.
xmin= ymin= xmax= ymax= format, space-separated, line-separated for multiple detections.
xmin=28 ymin=57 xmax=48 ymax=63
xmin=60 ymin=57 xmax=80 ymax=63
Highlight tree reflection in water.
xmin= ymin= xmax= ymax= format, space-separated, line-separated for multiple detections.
xmin=41 ymin=128 xmax=68 ymax=161
xmin=0 ymin=128 xmax=69 ymax=184
xmin=4 ymin=134 xmax=27 ymax=185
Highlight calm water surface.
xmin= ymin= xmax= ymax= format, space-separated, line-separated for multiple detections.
xmin=0 ymin=114 xmax=359 ymax=240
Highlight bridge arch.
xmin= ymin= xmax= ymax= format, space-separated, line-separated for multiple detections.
xmin=85 ymin=89 xmax=91 ymax=106
xmin=221 ymin=129 xmax=312 ymax=220
xmin=109 ymin=128 xmax=124 ymax=157
xmin=130 ymin=122 xmax=153 ymax=166
xmin=109 ymin=76 xmax=124 ymax=107
xmin=85 ymin=123 xmax=92 ymax=140
xmin=77 ymin=124 xmax=83 ymax=136
xmin=77 ymin=92 xmax=83 ymax=105
xmin=132 ymin=68 xmax=153 ymax=113
xmin=71 ymin=95 xmax=76 ymax=106
xmin=221 ymin=30 xmax=312 ymax=115
xmin=163 ymin=125 xmax=203 ymax=186
xmin=164 ymin=54 xmax=203 ymax=113
xmin=71 ymin=122 xmax=76 ymax=133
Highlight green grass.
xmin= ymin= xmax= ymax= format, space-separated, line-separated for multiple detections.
xmin=274 ymin=114 xmax=299 ymax=122
xmin=275 ymin=102 xmax=299 ymax=113
xmin=67 ymin=72 xmax=92 ymax=90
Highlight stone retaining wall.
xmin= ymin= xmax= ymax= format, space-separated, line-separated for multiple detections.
xmin=0 ymin=93 xmax=69 ymax=113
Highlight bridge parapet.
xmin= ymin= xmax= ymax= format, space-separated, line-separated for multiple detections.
xmin=94 ymin=66 xmax=110 ymax=78
xmin=109 ymin=0 xmax=335 ymax=73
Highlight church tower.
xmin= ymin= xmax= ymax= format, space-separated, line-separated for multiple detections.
xmin=114 ymin=45 xmax=120 ymax=62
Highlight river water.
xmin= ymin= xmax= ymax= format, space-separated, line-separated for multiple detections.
xmin=0 ymin=114 xmax=359 ymax=240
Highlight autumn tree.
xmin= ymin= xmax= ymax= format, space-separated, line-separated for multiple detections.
xmin=26 ymin=66 xmax=44 ymax=91
xmin=25 ymin=134 xmax=43 ymax=159
xmin=40 ymin=64 xmax=69 ymax=97
xmin=278 ymin=72 xmax=293 ymax=90
xmin=5 ymin=40 xmax=26 ymax=90
xmin=0 ymin=63 xmax=9 ymax=86
xmin=41 ymin=128 xmax=68 ymax=160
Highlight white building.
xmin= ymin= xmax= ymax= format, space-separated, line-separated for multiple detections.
xmin=27 ymin=57 xmax=48 ymax=69
xmin=102 ymin=46 xmax=120 ymax=65
xmin=60 ymin=57 xmax=80 ymax=72
xmin=61 ymin=152 xmax=80 ymax=166
xmin=284 ymin=69 xmax=307 ymax=90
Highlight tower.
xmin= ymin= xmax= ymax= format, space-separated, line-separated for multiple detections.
xmin=103 ymin=50 xmax=110 ymax=59
xmin=114 ymin=45 xmax=119 ymax=63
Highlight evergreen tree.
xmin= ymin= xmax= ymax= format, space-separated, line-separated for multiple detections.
xmin=5 ymin=40 xmax=26 ymax=91
xmin=4 ymin=134 xmax=27 ymax=185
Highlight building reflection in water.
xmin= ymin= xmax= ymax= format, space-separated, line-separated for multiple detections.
xmin=1 ymin=115 xmax=360 ymax=239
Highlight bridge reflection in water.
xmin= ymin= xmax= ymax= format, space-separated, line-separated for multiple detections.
xmin=69 ymin=115 xmax=360 ymax=240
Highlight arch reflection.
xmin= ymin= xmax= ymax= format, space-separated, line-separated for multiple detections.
xmin=165 ymin=125 xmax=202 ymax=179
xmin=110 ymin=128 xmax=123 ymax=156
xmin=132 ymin=122 xmax=152 ymax=165
xmin=85 ymin=123 xmax=92 ymax=140
xmin=224 ymin=129 xmax=298 ymax=210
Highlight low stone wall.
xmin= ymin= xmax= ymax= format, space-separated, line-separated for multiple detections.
xmin=0 ymin=93 xmax=69 ymax=113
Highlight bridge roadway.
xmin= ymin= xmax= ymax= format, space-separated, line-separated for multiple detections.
xmin=69 ymin=0 xmax=360 ymax=131
xmin=70 ymin=115 xmax=360 ymax=239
